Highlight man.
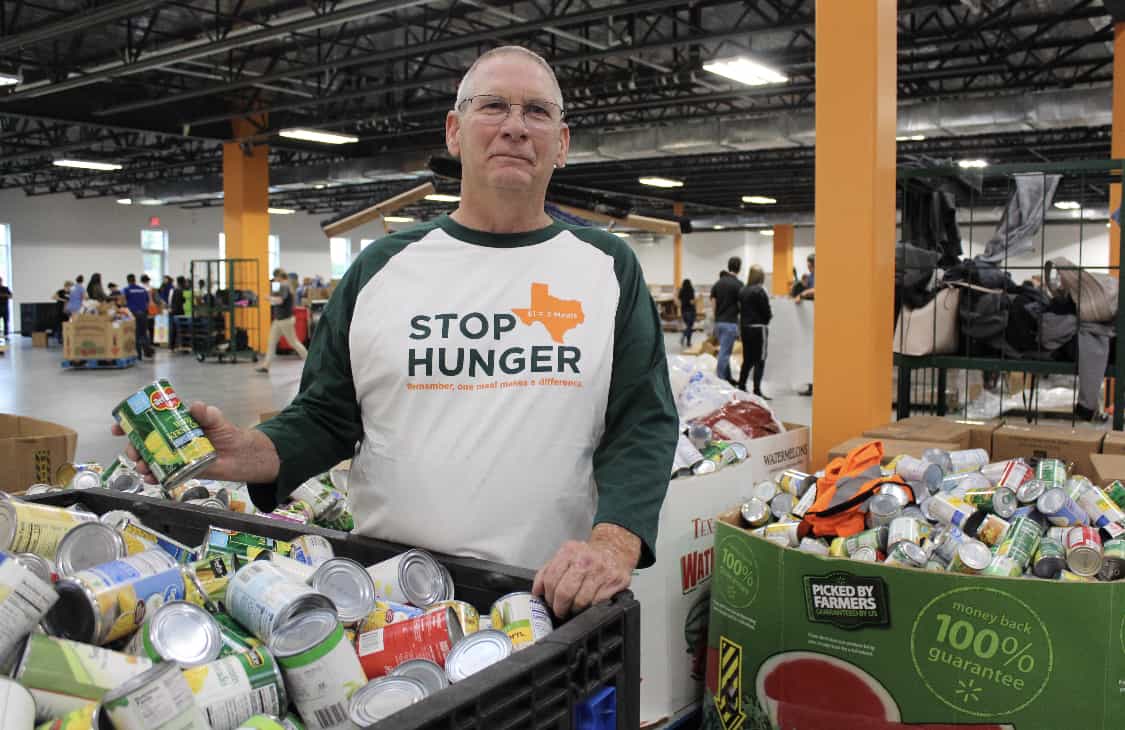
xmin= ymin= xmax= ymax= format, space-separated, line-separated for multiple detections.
xmin=115 ymin=45 xmax=677 ymax=618
xmin=122 ymin=274 xmax=153 ymax=359
xmin=140 ymin=274 xmax=158 ymax=345
xmin=67 ymin=274 xmax=85 ymax=316
xmin=796 ymin=252 xmax=815 ymax=301
xmin=256 ymin=268 xmax=308 ymax=373
xmin=710 ymin=256 xmax=742 ymax=384
xmin=0 ymin=276 xmax=11 ymax=336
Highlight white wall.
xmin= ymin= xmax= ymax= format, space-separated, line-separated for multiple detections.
xmin=0 ymin=189 xmax=338 ymax=318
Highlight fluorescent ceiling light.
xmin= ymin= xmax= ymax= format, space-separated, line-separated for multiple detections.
xmin=0 ymin=70 xmax=19 ymax=87
xmin=896 ymin=134 xmax=926 ymax=142
xmin=53 ymin=159 xmax=122 ymax=171
xmin=116 ymin=198 xmax=133 ymax=205
xmin=703 ymin=56 xmax=787 ymax=87
xmin=138 ymin=198 xmax=163 ymax=206
xmin=384 ymin=215 xmax=415 ymax=223
xmin=268 ymin=207 xmax=295 ymax=215
xmin=314 ymin=184 xmax=326 ymax=190
xmin=1053 ymin=200 xmax=1081 ymax=210
xmin=713 ymin=225 xmax=726 ymax=230
xmin=278 ymin=128 xmax=359 ymax=145
xmin=742 ymin=195 xmax=777 ymax=205
xmin=958 ymin=159 xmax=988 ymax=169
xmin=639 ymin=176 xmax=684 ymax=189
xmin=613 ymin=231 xmax=630 ymax=238
xmin=424 ymin=193 xmax=460 ymax=203
xmin=759 ymin=229 xmax=775 ymax=236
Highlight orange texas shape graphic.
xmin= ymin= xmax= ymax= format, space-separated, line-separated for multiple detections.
xmin=512 ymin=282 xmax=585 ymax=344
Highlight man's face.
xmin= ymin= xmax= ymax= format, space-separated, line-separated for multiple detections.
xmin=446 ymin=55 xmax=570 ymax=196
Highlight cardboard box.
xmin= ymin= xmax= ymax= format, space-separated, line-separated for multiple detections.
xmin=827 ymin=437 xmax=960 ymax=463
xmin=952 ymin=417 xmax=1005 ymax=452
xmin=31 ymin=331 xmax=49 ymax=348
xmin=0 ymin=414 xmax=78 ymax=493
xmin=632 ymin=424 xmax=810 ymax=726
xmin=862 ymin=416 xmax=972 ymax=450
xmin=703 ymin=511 xmax=1124 ymax=730
xmin=1089 ymin=453 xmax=1125 ymax=486
xmin=63 ymin=315 xmax=136 ymax=361
xmin=1102 ymin=430 xmax=1125 ymax=456
xmin=991 ymin=424 xmax=1104 ymax=479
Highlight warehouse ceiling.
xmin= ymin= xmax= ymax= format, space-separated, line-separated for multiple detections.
xmin=0 ymin=0 xmax=1117 ymax=225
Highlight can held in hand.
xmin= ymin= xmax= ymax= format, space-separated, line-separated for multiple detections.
xmin=225 ymin=561 xmax=336 ymax=644
xmin=99 ymin=661 xmax=208 ymax=730
xmin=0 ymin=497 xmax=97 ymax=559
xmin=1064 ymin=525 xmax=1103 ymax=577
xmin=365 ymin=550 xmax=451 ymax=608
xmin=182 ymin=647 xmax=288 ymax=730
xmin=112 ymin=379 xmax=217 ymax=489
xmin=272 ymin=610 xmax=366 ymax=730
xmin=357 ymin=608 xmax=464 ymax=678
xmin=48 ymin=549 xmax=184 ymax=645
xmin=489 ymin=592 xmax=553 ymax=651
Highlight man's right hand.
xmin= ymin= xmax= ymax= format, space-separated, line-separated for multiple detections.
xmin=111 ymin=401 xmax=281 ymax=485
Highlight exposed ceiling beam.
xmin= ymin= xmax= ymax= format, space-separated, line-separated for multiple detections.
xmin=0 ymin=0 xmax=165 ymax=54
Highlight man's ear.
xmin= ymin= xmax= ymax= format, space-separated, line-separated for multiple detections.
xmin=555 ymin=123 xmax=570 ymax=168
xmin=446 ymin=110 xmax=462 ymax=159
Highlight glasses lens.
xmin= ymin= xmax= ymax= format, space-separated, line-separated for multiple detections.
xmin=471 ymin=96 xmax=510 ymax=116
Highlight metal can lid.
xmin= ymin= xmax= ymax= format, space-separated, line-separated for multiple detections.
xmin=391 ymin=658 xmax=450 ymax=693
xmin=868 ymin=493 xmax=902 ymax=518
xmin=739 ymin=498 xmax=769 ymax=526
xmin=99 ymin=510 xmax=140 ymax=529
xmin=14 ymin=552 xmax=53 ymax=584
xmin=399 ymin=550 xmax=450 ymax=608
xmin=348 ymin=676 xmax=429 ymax=725
xmin=107 ymin=471 xmax=144 ymax=493
xmin=100 ymin=660 xmax=183 ymax=707
xmin=898 ymin=542 xmax=927 ymax=566
xmin=1017 ymin=479 xmax=1047 ymax=504
xmin=1036 ymin=488 xmax=1066 ymax=515
xmin=70 ymin=471 xmax=102 ymax=490
xmin=148 ymin=601 xmax=224 ymax=667
xmin=958 ymin=540 xmax=993 ymax=570
xmin=768 ymin=493 xmax=795 ymax=519
xmin=444 ymin=629 xmax=514 ymax=683
xmin=850 ymin=546 xmax=878 ymax=562
xmin=55 ymin=522 xmax=126 ymax=576
xmin=750 ymin=481 xmax=778 ymax=502
xmin=310 ymin=558 xmax=375 ymax=625
xmin=992 ymin=487 xmax=1018 ymax=517
xmin=270 ymin=609 xmax=338 ymax=659
xmin=184 ymin=497 xmax=228 ymax=511
xmin=877 ymin=484 xmax=911 ymax=508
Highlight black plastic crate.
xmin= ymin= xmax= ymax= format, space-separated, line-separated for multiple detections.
xmin=26 ymin=490 xmax=640 ymax=729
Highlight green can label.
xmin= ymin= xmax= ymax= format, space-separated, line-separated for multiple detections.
xmin=1104 ymin=539 xmax=1125 ymax=561
xmin=1035 ymin=458 xmax=1067 ymax=485
xmin=1035 ymin=537 xmax=1066 ymax=562
xmin=113 ymin=380 xmax=215 ymax=485
xmin=1105 ymin=481 xmax=1125 ymax=511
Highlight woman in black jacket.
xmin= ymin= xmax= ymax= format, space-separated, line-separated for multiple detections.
xmin=738 ymin=265 xmax=772 ymax=398
xmin=678 ymin=279 xmax=696 ymax=348
xmin=86 ymin=273 xmax=107 ymax=302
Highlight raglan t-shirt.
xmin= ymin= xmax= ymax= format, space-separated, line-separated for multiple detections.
xmin=255 ymin=215 xmax=679 ymax=570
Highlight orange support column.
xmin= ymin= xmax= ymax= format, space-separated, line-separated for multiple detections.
xmin=1110 ymin=22 xmax=1125 ymax=278
xmin=771 ymin=224 xmax=794 ymax=295
xmin=673 ymin=201 xmax=684 ymax=288
xmin=811 ymin=0 xmax=897 ymax=468
xmin=223 ymin=118 xmax=270 ymax=351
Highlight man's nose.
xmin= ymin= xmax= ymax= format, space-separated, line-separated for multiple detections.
xmin=499 ymin=107 xmax=530 ymax=138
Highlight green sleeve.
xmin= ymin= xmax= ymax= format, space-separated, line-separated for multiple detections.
xmin=251 ymin=225 xmax=434 ymax=510
xmin=574 ymin=229 xmax=678 ymax=569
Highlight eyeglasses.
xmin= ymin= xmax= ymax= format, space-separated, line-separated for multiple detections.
xmin=456 ymin=94 xmax=565 ymax=127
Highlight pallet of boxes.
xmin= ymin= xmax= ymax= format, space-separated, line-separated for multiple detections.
xmin=62 ymin=302 xmax=136 ymax=365
xmin=630 ymin=355 xmax=809 ymax=727
xmin=702 ymin=417 xmax=1125 ymax=730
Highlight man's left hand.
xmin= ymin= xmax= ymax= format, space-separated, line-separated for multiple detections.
xmin=532 ymin=524 xmax=640 ymax=618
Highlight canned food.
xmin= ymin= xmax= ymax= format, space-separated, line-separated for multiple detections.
xmin=1096 ymin=539 xmax=1125 ymax=581
xmin=489 ymin=592 xmax=553 ymax=651
xmin=14 ymin=552 xmax=55 ymax=585
xmin=982 ymin=556 xmax=1023 ymax=578
xmin=0 ymin=497 xmax=97 ymax=559
xmin=948 ymin=448 xmax=989 ymax=473
xmin=1035 ymin=458 xmax=1068 ymax=485
xmin=884 ymin=542 xmax=926 ymax=568
xmin=924 ymin=494 xmax=972 ymax=528
xmin=167 ymin=481 xmax=213 ymax=502
xmin=0 ymin=550 xmax=57 ymax=658
xmin=980 ymin=459 xmax=1016 ymax=485
xmin=843 ymin=527 xmax=888 ymax=556
xmin=186 ymin=497 xmax=230 ymax=511
xmin=1037 ymin=488 xmax=1089 ymax=527
xmin=1032 ymin=537 xmax=1067 ymax=579
xmin=1064 ymin=525 xmax=1103 ymax=577
xmin=225 ymin=561 xmax=336 ymax=644
xmin=15 ymin=634 xmax=152 ymax=721
xmin=289 ymin=535 xmax=334 ymax=567
xmin=310 ymin=558 xmax=376 ymax=626
xmin=994 ymin=517 xmax=1042 ymax=569
xmin=54 ymin=522 xmax=132 ymax=577
xmin=749 ymin=481 xmax=778 ymax=503
xmin=69 ymin=471 xmax=102 ymax=491
xmin=739 ymin=498 xmax=770 ymax=528
xmin=289 ymin=481 xmax=345 ymax=521
xmin=929 ymin=526 xmax=970 ymax=565
xmin=358 ymin=601 xmax=424 ymax=634
xmin=35 ymin=702 xmax=96 ymax=729
xmin=791 ymin=485 xmax=818 ymax=518
xmin=365 ymin=550 xmax=451 ymax=608
xmin=23 ymin=484 xmax=59 ymax=497
xmin=390 ymin=658 xmax=450 ymax=693
xmin=182 ymin=647 xmax=288 ymax=730
xmin=850 ymin=546 xmax=879 ymax=562
xmin=877 ymin=483 xmax=913 ymax=508
xmin=357 ymin=608 xmax=463 ymax=678
xmin=254 ymin=551 xmax=316 ymax=583
xmin=797 ymin=538 xmax=830 ymax=556
xmin=762 ymin=521 xmax=800 ymax=547
xmin=1065 ymin=475 xmax=1095 ymax=502
xmin=189 ymin=553 xmax=240 ymax=608
xmin=1057 ymin=569 xmax=1095 ymax=583
xmin=207 ymin=528 xmax=291 ymax=562
xmin=126 ymin=600 xmax=223 ymax=668
xmin=112 ymin=380 xmax=217 ymax=488
xmin=887 ymin=517 xmax=928 ymax=549
xmin=99 ymin=661 xmax=208 ymax=730
xmin=234 ymin=716 xmax=288 ymax=730
xmin=991 ymin=487 xmax=1019 ymax=519
xmin=775 ymin=470 xmax=814 ymax=497
xmin=98 ymin=510 xmax=139 ymax=530
xmin=347 ymin=676 xmax=428 ymax=726
xmin=48 ymin=549 xmax=184 ymax=645
xmin=1016 ymin=479 xmax=1048 ymax=505
xmin=1105 ymin=480 xmax=1125 ymax=510
xmin=272 ymin=610 xmax=366 ymax=730
xmin=924 ymin=557 xmax=948 ymax=572
xmin=996 ymin=459 xmax=1033 ymax=490
xmin=894 ymin=455 xmax=941 ymax=492
xmin=948 ymin=540 xmax=992 ymax=575
xmin=769 ymin=493 xmax=797 ymax=521
xmin=211 ymin=610 xmax=263 ymax=657
xmin=940 ymin=471 xmax=991 ymax=494
xmin=443 ymin=629 xmax=515 ymax=684
xmin=1076 ymin=486 xmax=1125 ymax=531
xmin=973 ymin=514 xmax=1011 ymax=547
xmin=122 ymin=521 xmax=199 ymax=564
xmin=866 ymin=493 xmax=903 ymax=529
xmin=0 ymin=671 xmax=35 ymax=729
xmin=425 ymin=600 xmax=480 ymax=635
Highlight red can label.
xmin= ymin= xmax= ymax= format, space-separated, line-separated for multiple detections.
xmin=997 ymin=460 xmax=1032 ymax=490
xmin=356 ymin=608 xmax=458 ymax=679
xmin=1065 ymin=526 xmax=1102 ymax=552
xmin=149 ymin=385 xmax=182 ymax=411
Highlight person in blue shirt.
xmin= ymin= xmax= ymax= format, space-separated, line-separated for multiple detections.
xmin=123 ymin=274 xmax=153 ymax=360
xmin=67 ymin=275 xmax=85 ymax=316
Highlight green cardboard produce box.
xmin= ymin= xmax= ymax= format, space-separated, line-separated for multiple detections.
xmin=702 ymin=510 xmax=1125 ymax=730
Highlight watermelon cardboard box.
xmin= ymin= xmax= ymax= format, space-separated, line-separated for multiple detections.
xmin=702 ymin=509 xmax=1125 ymax=730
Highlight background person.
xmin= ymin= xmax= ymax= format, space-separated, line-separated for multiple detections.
xmin=256 ymin=268 xmax=307 ymax=373
xmin=86 ymin=273 xmax=106 ymax=302
xmin=122 ymin=274 xmax=153 ymax=359
xmin=710 ymin=256 xmax=742 ymax=384
xmin=737 ymin=265 xmax=772 ymax=399
xmin=0 ymin=276 xmax=11 ymax=336
xmin=678 ymin=278 xmax=696 ymax=349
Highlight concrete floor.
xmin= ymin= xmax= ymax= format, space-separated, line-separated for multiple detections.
xmin=0 ymin=332 xmax=812 ymax=469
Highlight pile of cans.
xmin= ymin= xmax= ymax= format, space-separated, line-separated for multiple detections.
xmin=739 ymin=447 xmax=1125 ymax=582
xmin=0 ymin=494 xmax=555 ymax=729
xmin=671 ymin=422 xmax=750 ymax=477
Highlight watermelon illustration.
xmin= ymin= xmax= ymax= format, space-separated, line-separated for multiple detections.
xmin=754 ymin=651 xmax=1015 ymax=730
